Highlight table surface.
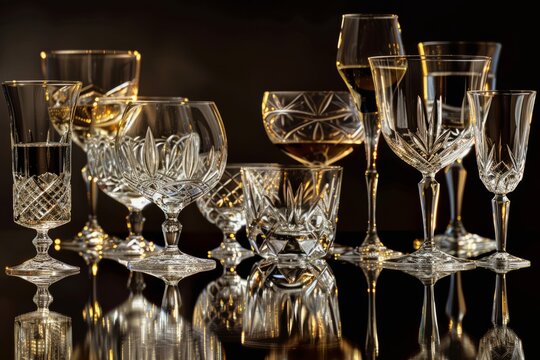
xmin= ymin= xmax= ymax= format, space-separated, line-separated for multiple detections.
xmin=0 ymin=230 xmax=537 ymax=359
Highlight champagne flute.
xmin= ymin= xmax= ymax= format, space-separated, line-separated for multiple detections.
xmin=336 ymin=14 xmax=404 ymax=261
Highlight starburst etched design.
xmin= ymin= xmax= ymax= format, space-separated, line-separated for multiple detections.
xmin=242 ymin=166 xmax=342 ymax=259
xmin=117 ymin=129 xmax=223 ymax=215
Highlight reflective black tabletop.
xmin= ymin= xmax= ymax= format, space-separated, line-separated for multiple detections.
xmin=1 ymin=230 xmax=537 ymax=359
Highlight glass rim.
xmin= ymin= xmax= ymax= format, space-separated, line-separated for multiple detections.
xmin=342 ymin=13 xmax=398 ymax=19
xmin=263 ymin=90 xmax=351 ymax=95
xmin=96 ymin=96 xmax=189 ymax=102
xmin=1 ymin=80 xmax=82 ymax=87
xmin=368 ymin=54 xmax=492 ymax=63
xmin=418 ymin=40 xmax=502 ymax=48
xmin=40 ymin=50 xmax=140 ymax=58
xmin=468 ymin=90 xmax=536 ymax=96
xmin=226 ymin=163 xmax=280 ymax=169
xmin=241 ymin=164 xmax=343 ymax=171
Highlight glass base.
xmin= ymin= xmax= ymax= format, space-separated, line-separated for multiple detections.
xmin=6 ymin=254 xmax=79 ymax=286
xmin=328 ymin=243 xmax=354 ymax=258
xmin=476 ymin=252 xmax=530 ymax=273
xmin=384 ymin=246 xmax=476 ymax=274
xmin=58 ymin=220 xmax=119 ymax=263
xmin=210 ymin=241 xmax=254 ymax=267
xmin=128 ymin=247 xmax=216 ymax=284
xmin=435 ymin=225 xmax=495 ymax=258
xmin=102 ymin=236 xmax=160 ymax=266
xmin=340 ymin=235 xmax=403 ymax=262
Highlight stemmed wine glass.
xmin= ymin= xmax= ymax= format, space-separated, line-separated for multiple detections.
xmin=196 ymin=164 xmax=254 ymax=263
xmin=418 ymin=41 xmax=502 ymax=255
xmin=261 ymin=91 xmax=362 ymax=255
xmin=369 ymin=55 xmax=491 ymax=271
xmin=3 ymin=80 xmax=81 ymax=344
xmin=336 ymin=14 xmax=404 ymax=261
xmin=40 ymin=50 xmax=141 ymax=257
xmin=115 ymin=99 xmax=227 ymax=284
xmin=468 ymin=90 xmax=536 ymax=270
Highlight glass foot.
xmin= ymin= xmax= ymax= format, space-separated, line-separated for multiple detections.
xmin=128 ymin=247 xmax=216 ymax=284
xmin=58 ymin=219 xmax=117 ymax=254
xmin=210 ymin=241 xmax=254 ymax=266
xmin=476 ymin=252 xmax=530 ymax=273
xmin=328 ymin=242 xmax=354 ymax=258
xmin=337 ymin=233 xmax=402 ymax=262
xmin=6 ymin=254 xmax=79 ymax=286
xmin=384 ymin=247 xmax=476 ymax=273
xmin=435 ymin=226 xmax=495 ymax=258
xmin=103 ymin=236 xmax=159 ymax=265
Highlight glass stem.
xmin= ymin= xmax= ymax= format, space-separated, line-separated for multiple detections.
xmin=363 ymin=112 xmax=381 ymax=241
xmin=419 ymin=281 xmax=440 ymax=354
xmin=162 ymin=215 xmax=182 ymax=252
xmin=445 ymin=159 xmax=467 ymax=233
xmin=492 ymin=194 xmax=510 ymax=252
xmin=33 ymin=230 xmax=52 ymax=257
xmin=223 ymin=232 xmax=237 ymax=245
xmin=364 ymin=268 xmax=380 ymax=359
xmin=127 ymin=209 xmax=145 ymax=238
xmin=445 ymin=272 xmax=466 ymax=335
xmin=419 ymin=174 xmax=440 ymax=251
xmin=162 ymin=283 xmax=182 ymax=320
xmin=82 ymin=165 xmax=99 ymax=221
xmin=492 ymin=273 xmax=509 ymax=326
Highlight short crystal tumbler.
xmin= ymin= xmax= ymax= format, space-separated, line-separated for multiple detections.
xmin=241 ymin=165 xmax=342 ymax=260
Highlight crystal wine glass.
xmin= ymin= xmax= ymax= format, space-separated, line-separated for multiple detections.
xmin=40 ymin=50 xmax=141 ymax=257
xmin=336 ymin=14 xmax=404 ymax=261
xmin=261 ymin=91 xmax=361 ymax=255
xmin=369 ymin=55 xmax=491 ymax=271
xmin=196 ymin=164 xmax=254 ymax=264
xmin=87 ymin=96 xmax=187 ymax=263
xmin=468 ymin=90 xmax=536 ymax=271
xmin=115 ymin=99 xmax=227 ymax=284
xmin=3 ymin=80 xmax=81 ymax=332
xmin=418 ymin=41 xmax=502 ymax=255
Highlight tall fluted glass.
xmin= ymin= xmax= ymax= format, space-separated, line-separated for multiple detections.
xmin=468 ymin=90 xmax=536 ymax=271
xmin=336 ymin=14 xmax=404 ymax=261
xmin=369 ymin=55 xmax=491 ymax=272
xmin=418 ymin=41 xmax=502 ymax=255
xmin=40 ymin=50 xmax=141 ymax=257
xmin=3 ymin=80 xmax=81 ymax=331
xmin=115 ymin=100 xmax=227 ymax=284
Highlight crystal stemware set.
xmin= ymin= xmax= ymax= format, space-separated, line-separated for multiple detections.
xmin=2 ymin=11 xmax=536 ymax=357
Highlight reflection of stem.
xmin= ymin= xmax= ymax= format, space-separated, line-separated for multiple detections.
xmin=362 ymin=266 xmax=381 ymax=359
xmin=445 ymin=272 xmax=466 ymax=336
xmin=492 ymin=195 xmax=510 ymax=252
xmin=419 ymin=175 xmax=440 ymax=250
xmin=162 ymin=284 xmax=182 ymax=320
xmin=492 ymin=273 xmax=509 ymax=326
xmin=363 ymin=112 xmax=381 ymax=239
xmin=33 ymin=286 xmax=53 ymax=313
xmin=419 ymin=281 xmax=439 ymax=355
xmin=444 ymin=159 xmax=467 ymax=233
xmin=82 ymin=165 xmax=99 ymax=219
xmin=127 ymin=271 xmax=146 ymax=296
xmin=84 ymin=261 xmax=101 ymax=325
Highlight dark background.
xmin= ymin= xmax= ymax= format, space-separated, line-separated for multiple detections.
xmin=1 ymin=0 xmax=538 ymax=239
xmin=0 ymin=0 xmax=539 ymax=358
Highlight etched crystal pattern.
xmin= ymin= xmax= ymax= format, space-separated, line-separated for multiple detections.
xmin=13 ymin=173 xmax=70 ymax=230
xmin=117 ymin=129 xmax=224 ymax=214
xmin=381 ymin=94 xmax=474 ymax=175
xmin=243 ymin=168 xmax=341 ymax=259
xmin=263 ymin=91 xmax=363 ymax=143
xmin=196 ymin=168 xmax=245 ymax=234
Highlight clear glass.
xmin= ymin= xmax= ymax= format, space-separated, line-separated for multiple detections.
xmin=40 ymin=50 xmax=141 ymax=258
xmin=468 ymin=90 xmax=536 ymax=271
xmin=261 ymin=91 xmax=364 ymax=165
xmin=336 ymin=14 xmax=404 ymax=261
xmin=3 ymin=80 xmax=81 ymax=307
xmin=196 ymin=164 xmax=254 ymax=264
xmin=15 ymin=311 xmax=72 ymax=360
xmin=242 ymin=259 xmax=341 ymax=348
xmin=369 ymin=55 xmax=491 ymax=272
xmin=241 ymin=165 xmax=342 ymax=260
xmin=116 ymin=100 xmax=227 ymax=284
xmin=418 ymin=41 xmax=502 ymax=255
xmin=87 ymin=96 xmax=187 ymax=263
